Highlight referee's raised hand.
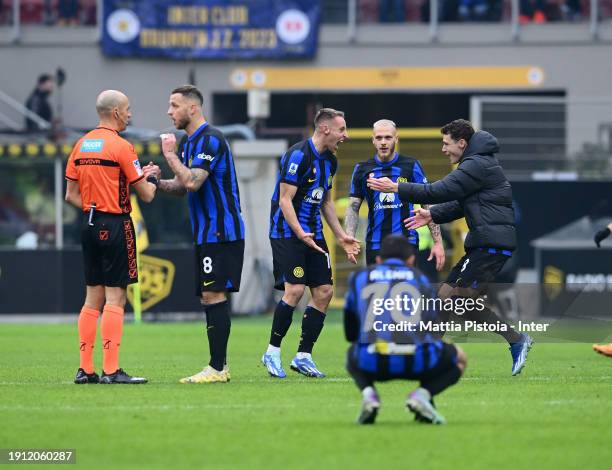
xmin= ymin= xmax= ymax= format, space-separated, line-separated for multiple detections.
xmin=298 ymin=231 xmax=326 ymax=254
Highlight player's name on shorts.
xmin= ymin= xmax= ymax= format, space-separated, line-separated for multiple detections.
xmin=371 ymin=320 xmax=550 ymax=333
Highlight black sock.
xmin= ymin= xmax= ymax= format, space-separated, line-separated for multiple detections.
xmin=421 ymin=365 xmax=462 ymax=396
xmin=468 ymin=306 xmax=521 ymax=344
xmin=297 ymin=306 xmax=326 ymax=354
xmin=269 ymin=300 xmax=295 ymax=347
xmin=204 ymin=301 xmax=231 ymax=371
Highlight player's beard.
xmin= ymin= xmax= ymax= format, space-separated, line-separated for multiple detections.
xmin=174 ymin=115 xmax=189 ymax=130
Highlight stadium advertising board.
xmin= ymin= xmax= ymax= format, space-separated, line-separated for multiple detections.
xmin=102 ymin=0 xmax=320 ymax=59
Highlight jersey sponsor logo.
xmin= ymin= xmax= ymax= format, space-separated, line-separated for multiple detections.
xmin=293 ymin=266 xmax=305 ymax=278
xmin=374 ymin=191 xmax=402 ymax=210
xmin=80 ymin=139 xmax=104 ymax=153
xmin=197 ymin=153 xmax=214 ymax=162
xmin=288 ymin=162 xmax=298 ymax=175
xmin=132 ymin=159 xmax=143 ymax=176
xmin=304 ymin=187 xmax=324 ymax=204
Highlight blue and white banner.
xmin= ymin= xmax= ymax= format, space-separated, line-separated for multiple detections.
xmin=102 ymin=0 xmax=320 ymax=59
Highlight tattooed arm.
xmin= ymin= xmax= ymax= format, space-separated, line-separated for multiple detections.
xmin=345 ymin=197 xmax=363 ymax=238
xmin=160 ymin=133 xmax=210 ymax=193
xmin=157 ymin=176 xmax=188 ymax=197
xmin=422 ymin=204 xmax=446 ymax=271
xmin=422 ymin=204 xmax=441 ymax=243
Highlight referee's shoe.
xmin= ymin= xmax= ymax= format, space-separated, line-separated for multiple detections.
xmin=100 ymin=368 xmax=148 ymax=384
xmin=74 ymin=368 xmax=100 ymax=384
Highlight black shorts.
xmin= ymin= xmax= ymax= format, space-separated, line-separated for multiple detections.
xmin=81 ymin=211 xmax=138 ymax=288
xmin=194 ymin=240 xmax=244 ymax=295
xmin=346 ymin=341 xmax=458 ymax=382
xmin=270 ymin=237 xmax=333 ymax=290
xmin=445 ymin=248 xmax=511 ymax=292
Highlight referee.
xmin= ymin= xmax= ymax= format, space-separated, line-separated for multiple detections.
xmin=65 ymin=90 xmax=156 ymax=385
xmin=146 ymin=85 xmax=244 ymax=384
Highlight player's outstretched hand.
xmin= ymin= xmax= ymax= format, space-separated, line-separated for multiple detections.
xmin=160 ymin=133 xmax=177 ymax=158
xmin=404 ymin=208 xmax=432 ymax=230
xmin=594 ymin=226 xmax=611 ymax=248
xmin=429 ymin=242 xmax=446 ymax=271
xmin=340 ymin=235 xmax=360 ymax=264
xmin=299 ymin=232 xmax=326 ymax=254
xmin=366 ymin=176 xmax=398 ymax=193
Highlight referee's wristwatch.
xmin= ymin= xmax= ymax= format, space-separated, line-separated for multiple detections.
xmin=147 ymin=175 xmax=159 ymax=186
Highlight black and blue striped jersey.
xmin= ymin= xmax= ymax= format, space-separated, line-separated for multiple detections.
xmin=350 ymin=153 xmax=427 ymax=250
xmin=179 ymin=122 xmax=245 ymax=245
xmin=270 ymin=138 xmax=337 ymax=240
xmin=344 ymin=259 xmax=438 ymax=346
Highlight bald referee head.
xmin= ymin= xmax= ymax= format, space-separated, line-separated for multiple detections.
xmin=96 ymin=90 xmax=131 ymax=132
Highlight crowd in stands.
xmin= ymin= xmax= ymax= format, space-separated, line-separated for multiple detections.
xmin=319 ymin=0 xmax=603 ymax=23
xmin=362 ymin=0 xmax=587 ymax=22
xmin=0 ymin=1 xmax=97 ymax=26
xmin=0 ymin=0 xmax=605 ymax=26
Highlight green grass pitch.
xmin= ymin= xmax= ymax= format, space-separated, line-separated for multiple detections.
xmin=1 ymin=315 xmax=611 ymax=469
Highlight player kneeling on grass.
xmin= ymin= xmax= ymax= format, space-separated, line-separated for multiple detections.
xmin=344 ymin=235 xmax=467 ymax=424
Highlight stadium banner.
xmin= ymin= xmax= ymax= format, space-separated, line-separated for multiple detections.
xmin=102 ymin=0 xmax=320 ymax=59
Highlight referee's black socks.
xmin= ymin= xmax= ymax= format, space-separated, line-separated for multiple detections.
xmin=269 ymin=300 xmax=295 ymax=348
xmin=204 ymin=301 xmax=231 ymax=372
xmin=297 ymin=306 xmax=326 ymax=354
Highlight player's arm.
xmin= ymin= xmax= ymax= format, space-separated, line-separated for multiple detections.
xmin=368 ymin=158 xmax=486 ymax=204
xmin=64 ymin=179 xmax=82 ymax=209
xmin=345 ymin=197 xmax=363 ymax=238
xmin=157 ymin=176 xmax=188 ymax=196
xmin=322 ymin=191 xmax=360 ymax=263
xmin=279 ymin=183 xmax=325 ymax=254
xmin=160 ymin=133 xmax=209 ymax=192
xmin=429 ymin=200 xmax=464 ymax=224
xmin=421 ymin=204 xmax=445 ymax=271
xmin=142 ymin=163 xmax=187 ymax=197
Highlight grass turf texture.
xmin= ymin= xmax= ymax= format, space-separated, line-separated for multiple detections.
xmin=1 ymin=315 xmax=611 ymax=469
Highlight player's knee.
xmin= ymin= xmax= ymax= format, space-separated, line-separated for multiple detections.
xmin=283 ymin=284 xmax=305 ymax=305
xmin=201 ymin=291 xmax=227 ymax=305
xmin=312 ymin=284 xmax=333 ymax=305
xmin=455 ymin=346 xmax=468 ymax=374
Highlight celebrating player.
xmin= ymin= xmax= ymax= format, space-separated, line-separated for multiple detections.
xmin=345 ymin=119 xmax=444 ymax=268
xmin=367 ymin=119 xmax=533 ymax=376
xmin=344 ymin=235 xmax=466 ymax=425
xmin=65 ymin=90 xmax=156 ymax=385
xmin=262 ymin=108 xmax=360 ymax=378
xmin=145 ymin=85 xmax=244 ymax=384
